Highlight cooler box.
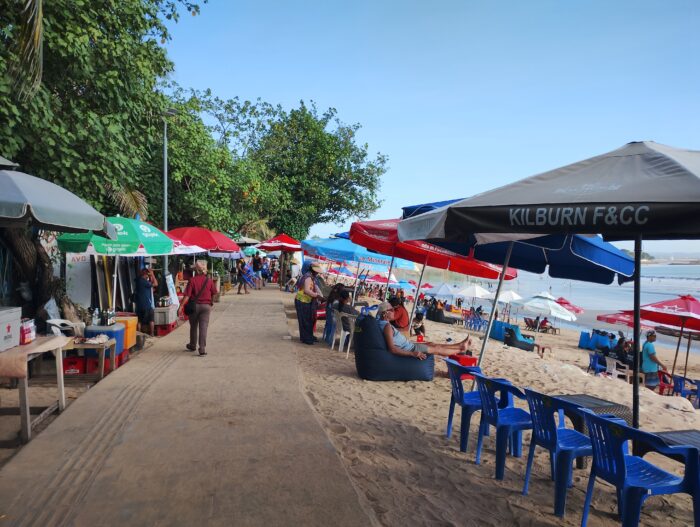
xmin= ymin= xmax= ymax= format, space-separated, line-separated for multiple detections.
xmin=84 ymin=323 xmax=125 ymax=358
xmin=0 ymin=306 xmax=21 ymax=352
xmin=154 ymin=305 xmax=178 ymax=326
xmin=115 ymin=316 xmax=138 ymax=350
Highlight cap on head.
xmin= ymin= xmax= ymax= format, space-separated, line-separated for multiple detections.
xmin=377 ymin=301 xmax=393 ymax=317
xmin=646 ymin=330 xmax=656 ymax=337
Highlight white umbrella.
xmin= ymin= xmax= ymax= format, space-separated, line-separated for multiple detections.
xmin=455 ymin=283 xmax=491 ymax=299
xmin=487 ymin=289 xmax=522 ymax=303
xmin=511 ymin=293 xmax=577 ymax=321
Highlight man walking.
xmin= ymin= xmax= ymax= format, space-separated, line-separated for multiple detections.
xmin=135 ymin=266 xmax=158 ymax=336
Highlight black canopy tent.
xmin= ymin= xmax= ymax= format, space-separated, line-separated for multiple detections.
xmin=398 ymin=141 xmax=700 ymax=428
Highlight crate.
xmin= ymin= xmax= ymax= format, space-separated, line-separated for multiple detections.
xmin=63 ymin=356 xmax=86 ymax=375
xmin=155 ymin=320 xmax=178 ymax=337
xmin=86 ymin=357 xmax=114 ymax=376
xmin=84 ymin=323 xmax=125 ymax=358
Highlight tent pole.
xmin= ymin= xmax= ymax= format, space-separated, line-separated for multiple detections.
xmin=632 ymin=235 xmax=642 ymax=429
xmin=683 ymin=333 xmax=693 ymax=379
xmin=670 ymin=320 xmax=686 ymax=377
xmin=385 ymin=256 xmax=395 ymax=300
xmin=408 ymin=258 xmax=428 ymax=329
xmin=476 ymin=242 xmax=513 ymax=369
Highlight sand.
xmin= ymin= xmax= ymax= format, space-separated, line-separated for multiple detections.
xmin=286 ymin=295 xmax=699 ymax=526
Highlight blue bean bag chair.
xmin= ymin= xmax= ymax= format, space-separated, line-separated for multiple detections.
xmin=353 ymin=315 xmax=435 ymax=381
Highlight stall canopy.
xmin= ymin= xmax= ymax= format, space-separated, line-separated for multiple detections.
xmin=301 ymin=238 xmax=415 ymax=270
xmin=350 ymin=218 xmax=516 ymax=280
xmin=398 ymin=141 xmax=700 ymax=428
xmin=1 ymin=169 xmax=115 ymax=238
xmin=58 ymin=217 xmax=173 ymax=256
xmin=168 ymin=227 xmax=241 ymax=252
xmin=257 ymin=233 xmax=301 ymax=252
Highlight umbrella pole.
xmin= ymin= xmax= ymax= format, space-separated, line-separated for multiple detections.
xmin=408 ymin=260 xmax=427 ymax=329
xmin=351 ymin=267 xmax=363 ymax=307
xmin=476 ymin=242 xmax=513 ymax=369
xmin=385 ymin=256 xmax=395 ymax=300
xmin=112 ymin=255 xmax=119 ymax=311
xmin=683 ymin=332 xmax=693 ymax=379
xmin=671 ymin=320 xmax=686 ymax=377
xmin=632 ymin=235 xmax=642 ymax=429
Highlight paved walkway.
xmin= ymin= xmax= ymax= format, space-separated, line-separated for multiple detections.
xmin=0 ymin=289 xmax=371 ymax=527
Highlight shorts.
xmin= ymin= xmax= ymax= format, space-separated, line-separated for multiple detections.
xmin=644 ymin=372 xmax=659 ymax=388
xmin=137 ymin=308 xmax=154 ymax=325
xmin=413 ymin=343 xmax=429 ymax=354
xmin=255 ymin=270 xmax=262 ymax=278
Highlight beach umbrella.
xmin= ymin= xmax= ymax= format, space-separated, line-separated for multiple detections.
xmin=0 ymin=156 xmax=19 ymax=168
xmin=350 ymin=216 xmax=516 ymax=316
xmin=454 ymin=283 xmax=492 ymax=300
xmin=556 ymin=297 xmax=585 ymax=314
xmin=58 ymin=217 xmax=174 ymax=309
xmin=168 ymin=227 xmax=241 ymax=252
xmin=301 ymin=238 xmax=414 ymax=270
xmin=421 ymin=283 xmax=434 ymax=289
xmin=234 ymin=235 xmax=260 ymax=246
xmin=596 ymin=311 xmax=654 ymax=330
xmin=58 ymin=216 xmax=173 ymax=256
xmin=638 ymin=295 xmax=700 ymax=377
xmin=257 ymin=233 xmax=301 ymax=252
xmin=511 ymin=293 xmax=577 ymax=322
xmin=486 ymin=290 xmax=522 ymax=303
xmin=166 ymin=233 xmax=207 ymax=255
xmin=243 ymin=246 xmax=265 ymax=257
xmin=1 ymin=169 xmax=115 ymax=238
xmin=398 ymin=141 xmax=700 ymax=428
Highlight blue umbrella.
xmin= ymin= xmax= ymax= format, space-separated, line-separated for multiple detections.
xmin=301 ymin=238 xmax=414 ymax=270
xmin=401 ymin=199 xmax=634 ymax=285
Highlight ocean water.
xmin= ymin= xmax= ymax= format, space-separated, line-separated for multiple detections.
xmin=500 ymin=264 xmax=700 ymax=355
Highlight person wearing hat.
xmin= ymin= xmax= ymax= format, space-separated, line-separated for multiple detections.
xmin=295 ymin=262 xmax=324 ymax=345
xmin=376 ymin=302 xmax=471 ymax=359
xmin=641 ymin=330 xmax=667 ymax=390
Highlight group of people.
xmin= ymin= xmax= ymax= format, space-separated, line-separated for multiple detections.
xmin=236 ymin=253 xmax=279 ymax=294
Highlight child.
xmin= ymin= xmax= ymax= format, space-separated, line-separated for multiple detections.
xmin=412 ymin=312 xmax=426 ymax=337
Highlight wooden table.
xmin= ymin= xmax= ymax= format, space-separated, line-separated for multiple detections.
xmin=0 ymin=336 xmax=71 ymax=444
xmin=63 ymin=338 xmax=117 ymax=380
xmin=553 ymin=393 xmax=633 ymax=468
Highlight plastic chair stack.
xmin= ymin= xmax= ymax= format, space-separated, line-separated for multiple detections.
xmin=581 ymin=409 xmax=700 ymax=527
xmin=586 ymin=353 xmax=606 ymax=375
xmin=473 ymin=373 xmax=532 ymax=480
xmin=522 ymin=389 xmax=592 ymax=517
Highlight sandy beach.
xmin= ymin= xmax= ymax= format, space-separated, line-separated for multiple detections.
xmin=286 ymin=294 xmax=699 ymax=526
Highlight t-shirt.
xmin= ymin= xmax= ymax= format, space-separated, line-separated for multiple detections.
xmin=135 ymin=276 xmax=155 ymax=311
xmin=378 ymin=320 xmax=415 ymax=353
xmin=641 ymin=341 xmax=658 ymax=373
xmin=184 ymin=275 xmax=218 ymax=305
xmin=391 ymin=305 xmax=410 ymax=329
xmin=253 ymin=257 xmax=262 ymax=271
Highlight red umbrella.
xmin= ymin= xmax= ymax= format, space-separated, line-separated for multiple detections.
xmin=168 ymin=227 xmax=240 ymax=252
xmin=421 ymin=283 xmax=434 ymax=289
xmin=596 ymin=311 xmax=654 ymax=330
xmin=350 ymin=218 xmax=517 ymax=281
xmin=639 ymin=295 xmax=700 ymax=376
xmin=366 ymin=274 xmax=397 ymax=284
xmin=408 ymin=279 xmax=417 ymax=286
xmin=257 ymin=233 xmax=301 ymax=252
xmin=556 ymin=297 xmax=585 ymax=314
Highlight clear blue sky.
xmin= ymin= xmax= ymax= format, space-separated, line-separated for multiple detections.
xmin=165 ymin=0 xmax=700 ymax=254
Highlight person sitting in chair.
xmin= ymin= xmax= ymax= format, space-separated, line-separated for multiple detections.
xmin=377 ymin=302 xmax=471 ymax=360
xmin=389 ymin=296 xmax=410 ymax=333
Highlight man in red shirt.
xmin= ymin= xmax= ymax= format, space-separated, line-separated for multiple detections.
xmin=178 ymin=260 xmax=218 ymax=356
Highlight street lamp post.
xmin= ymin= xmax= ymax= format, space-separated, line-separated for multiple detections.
xmin=162 ymin=108 xmax=178 ymax=278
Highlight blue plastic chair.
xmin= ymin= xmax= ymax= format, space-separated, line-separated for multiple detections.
xmin=473 ymin=373 xmax=532 ymax=480
xmin=360 ymin=305 xmax=379 ymax=316
xmin=581 ymin=410 xmax=700 ymax=527
xmin=444 ymin=359 xmax=483 ymax=453
xmin=586 ymin=353 xmax=606 ymax=375
xmin=673 ymin=375 xmax=699 ymax=405
xmin=522 ymin=389 xmax=592 ymax=517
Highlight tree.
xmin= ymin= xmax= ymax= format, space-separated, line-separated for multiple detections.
xmin=252 ymin=102 xmax=385 ymax=239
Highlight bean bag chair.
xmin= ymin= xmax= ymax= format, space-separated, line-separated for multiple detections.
xmin=353 ymin=315 xmax=435 ymax=381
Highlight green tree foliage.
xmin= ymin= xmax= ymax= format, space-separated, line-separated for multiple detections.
xmin=1 ymin=1 xmax=383 ymax=242
xmin=252 ymin=102 xmax=385 ymax=239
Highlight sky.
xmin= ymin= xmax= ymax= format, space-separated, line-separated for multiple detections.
xmin=165 ymin=0 xmax=700 ymax=255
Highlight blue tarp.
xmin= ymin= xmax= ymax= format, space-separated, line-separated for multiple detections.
xmin=301 ymin=238 xmax=415 ymax=270
xmin=400 ymin=199 xmax=634 ymax=285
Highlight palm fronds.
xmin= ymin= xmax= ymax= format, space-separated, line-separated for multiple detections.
xmin=106 ymin=182 xmax=149 ymax=220
xmin=12 ymin=0 xmax=44 ymax=101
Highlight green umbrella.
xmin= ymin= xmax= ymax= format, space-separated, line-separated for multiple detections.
xmin=243 ymin=246 xmax=265 ymax=257
xmin=58 ymin=216 xmax=173 ymax=256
